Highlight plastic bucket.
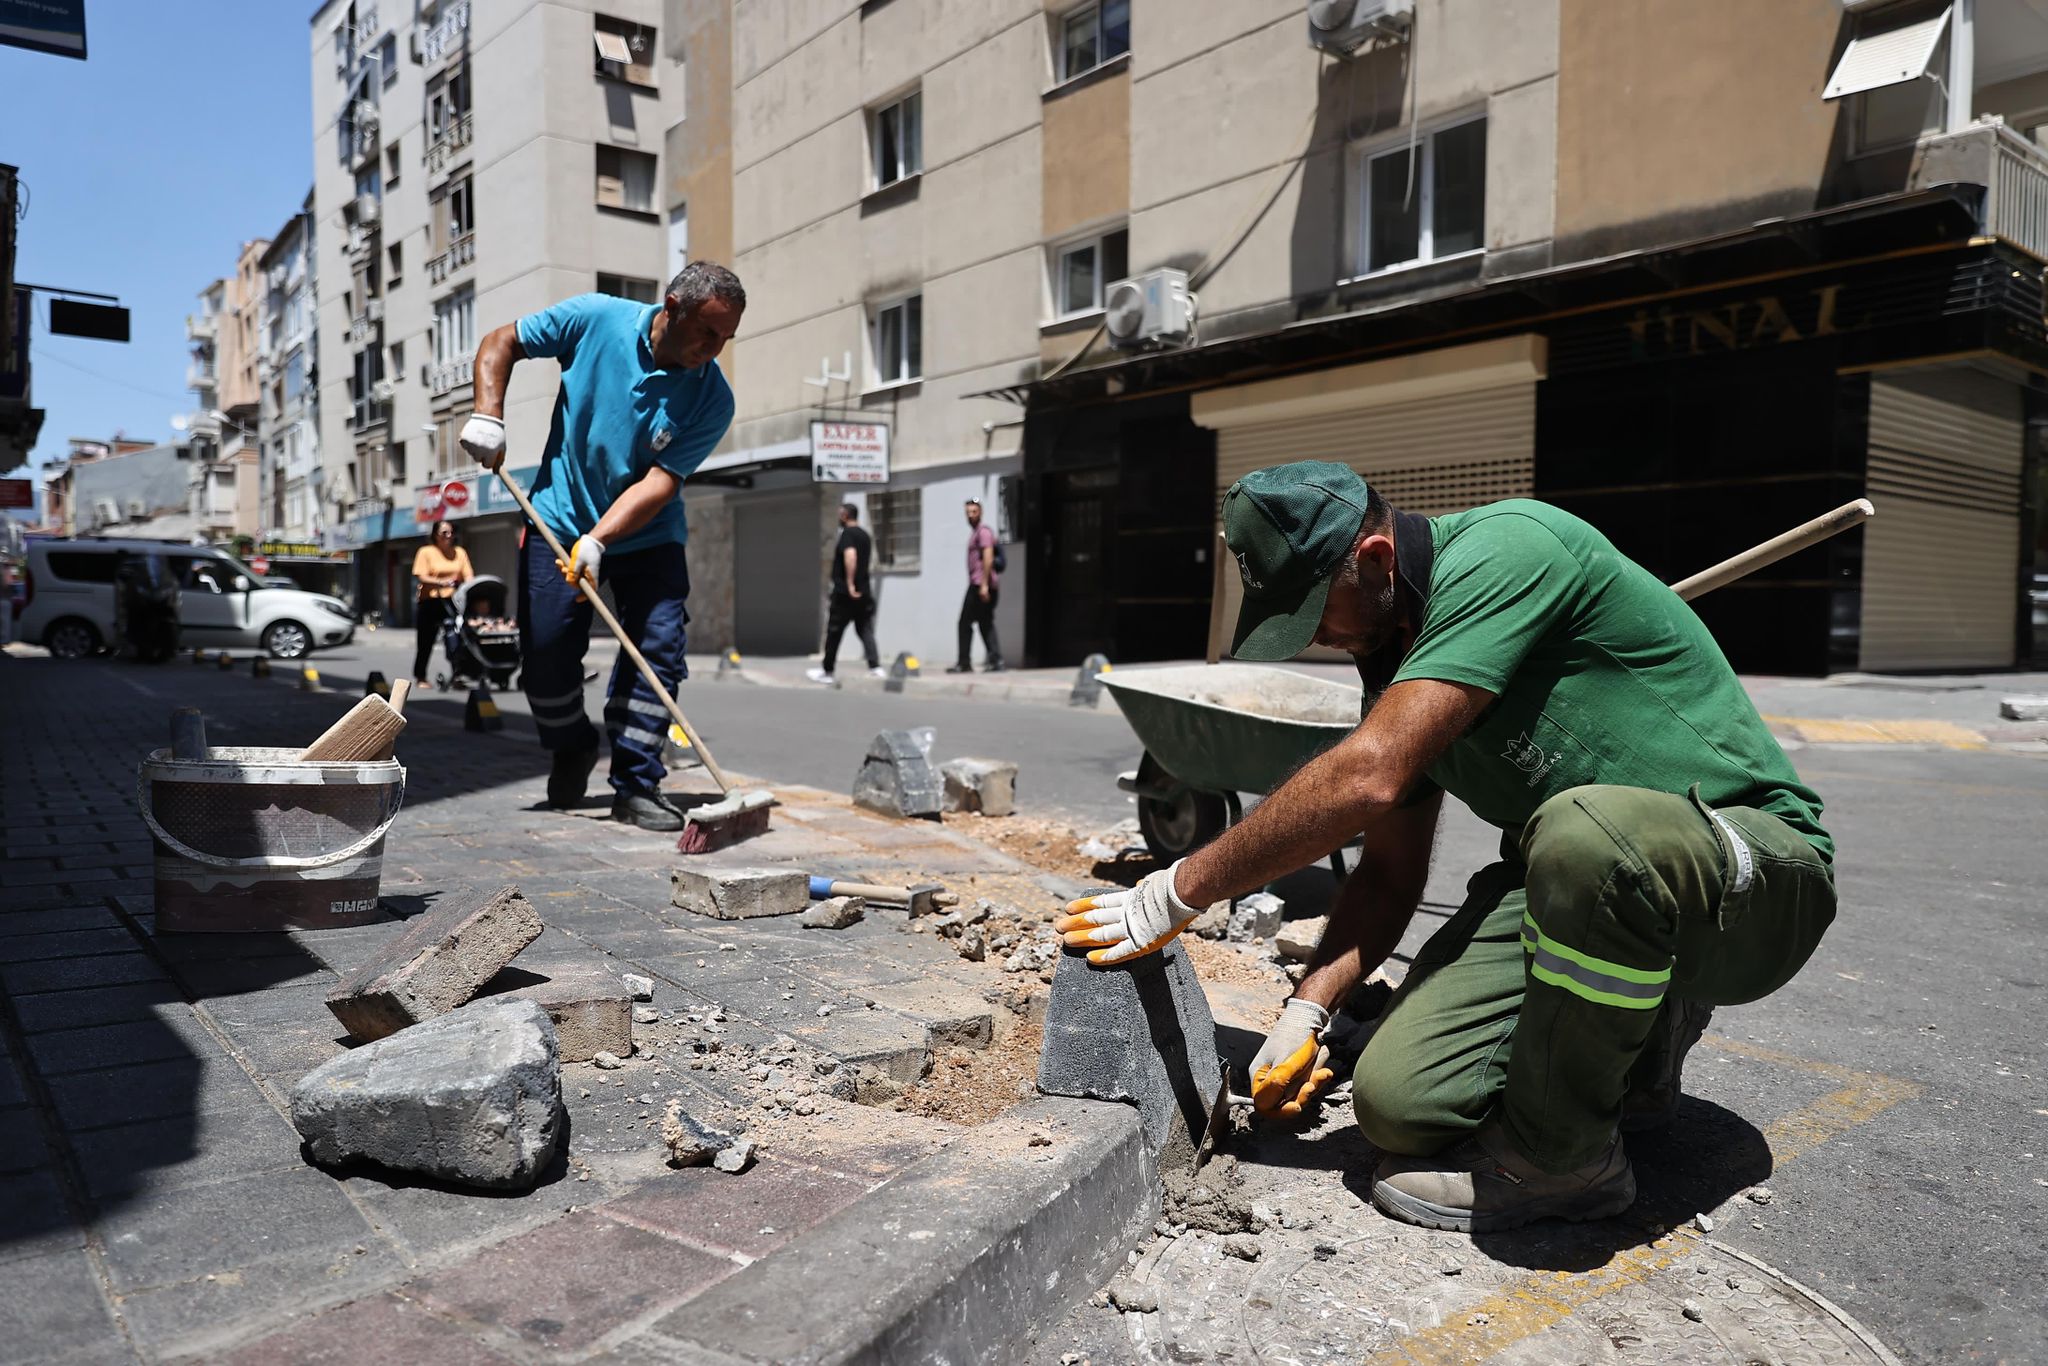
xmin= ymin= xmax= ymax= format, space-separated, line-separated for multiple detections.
xmin=139 ymin=747 xmax=405 ymax=933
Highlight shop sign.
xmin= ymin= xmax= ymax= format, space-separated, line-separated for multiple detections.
xmin=416 ymin=478 xmax=477 ymax=525
xmin=1622 ymin=285 xmax=1857 ymax=363
xmin=476 ymin=465 xmax=541 ymax=516
xmin=810 ymin=422 xmax=890 ymax=484
xmin=258 ymin=540 xmax=324 ymax=559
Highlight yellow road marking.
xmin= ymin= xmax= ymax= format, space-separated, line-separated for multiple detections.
xmin=1366 ymin=1038 xmax=1921 ymax=1363
xmin=1762 ymin=715 xmax=1987 ymax=749
xmin=1369 ymin=1237 xmax=1699 ymax=1364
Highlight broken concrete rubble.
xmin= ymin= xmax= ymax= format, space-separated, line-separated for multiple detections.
xmin=939 ymin=756 xmax=1018 ymax=817
xmin=480 ymin=960 xmax=632 ymax=1063
xmin=325 ymin=885 xmax=544 ymax=1043
xmin=851 ymin=729 xmax=944 ymax=819
xmin=1226 ymin=892 xmax=1284 ymax=944
xmin=670 ymin=865 xmax=808 ymax=920
xmin=1275 ymin=916 xmax=1327 ymax=963
xmin=289 ymin=999 xmax=563 ymax=1190
xmin=1036 ymin=938 xmax=1226 ymax=1171
xmin=659 ymin=1099 xmax=734 ymax=1168
xmin=799 ymin=895 xmax=866 ymax=929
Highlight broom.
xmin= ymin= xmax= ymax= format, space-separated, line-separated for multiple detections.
xmin=493 ymin=466 xmax=773 ymax=853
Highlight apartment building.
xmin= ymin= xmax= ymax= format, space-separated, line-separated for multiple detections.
xmin=684 ymin=0 xmax=2048 ymax=674
xmin=310 ymin=0 xmax=688 ymax=624
xmin=182 ymin=265 xmax=264 ymax=544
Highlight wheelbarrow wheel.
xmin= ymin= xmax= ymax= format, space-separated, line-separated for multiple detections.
xmin=1135 ymin=753 xmax=1230 ymax=861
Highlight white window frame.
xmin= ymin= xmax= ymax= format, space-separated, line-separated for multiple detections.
xmin=595 ymin=144 xmax=658 ymax=214
xmin=432 ymin=287 xmax=475 ymax=366
xmin=1348 ymin=112 xmax=1488 ymax=279
xmin=869 ymin=292 xmax=923 ymax=389
xmin=869 ymin=89 xmax=923 ymax=191
xmin=1049 ymin=225 xmax=1128 ymax=321
xmin=1056 ymin=0 xmax=1131 ymax=83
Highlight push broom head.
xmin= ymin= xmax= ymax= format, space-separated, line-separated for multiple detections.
xmin=674 ymin=789 xmax=775 ymax=855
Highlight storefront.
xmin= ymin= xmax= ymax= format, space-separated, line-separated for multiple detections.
xmin=1017 ymin=187 xmax=2048 ymax=674
xmin=247 ymin=539 xmax=353 ymax=600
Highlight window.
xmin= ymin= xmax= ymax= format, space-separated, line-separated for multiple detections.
xmin=44 ymin=552 xmax=118 ymax=584
xmin=1355 ymin=116 xmax=1486 ymax=275
xmin=597 ymin=273 xmax=660 ymax=303
xmin=434 ymin=175 xmax=474 ymax=248
xmin=380 ymin=32 xmax=399 ymax=85
xmin=668 ymin=203 xmax=689 ymax=277
xmin=387 ymin=241 xmax=403 ymax=285
xmin=385 ymin=141 xmax=402 ymax=188
xmin=390 ymin=339 xmax=406 ymax=376
xmin=285 ymin=351 xmax=307 ymax=402
xmin=595 ymin=145 xmax=658 ymax=214
xmin=871 ymin=294 xmax=922 ymax=386
xmin=594 ymin=15 xmax=657 ymax=88
xmin=868 ymin=488 xmax=922 ymax=572
xmin=1856 ymin=74 xmax=1942 ymax=153
xmin=1051 ymin=226 xmax=1128 ymax=317
xmin=427 ymin=65 xmax=472 ymax=140
xmin=388 ymin=437 xmax=407 ymax=482
xmin=870 ymin=91 xmax=922 ymax=190
xmin=433 ymin=288 xmax=475 ymax=366
xmin=1058 ymin=0 xmax=1129 ymax=82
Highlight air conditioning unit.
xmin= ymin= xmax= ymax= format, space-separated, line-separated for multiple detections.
xmin=1307 ymin=0 xmax=1414 ymax=55
xmin=127 ymin=497 xmax=148 ymax=519
xmin=93 ymin=498 xmax=120 ymax=528
xmin=1105 ymin=269 xmax=1196 ymax=351
xmin=366 ymin=298 xmax=385 ymax=322
xmin=353 ymin=194 xmax=380 ymax=225
xmin=371 ymin=378 xmax=398 ymax=402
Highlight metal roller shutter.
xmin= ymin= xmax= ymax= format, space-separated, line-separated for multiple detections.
xmin=1860 ymin=370 xmax=2022 ymax=671
xmin=1207 ymin=384 xmax=1536 ymax=659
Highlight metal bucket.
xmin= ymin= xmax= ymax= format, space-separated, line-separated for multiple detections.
xmin=139 ymin=747 xmax=405 ymax=933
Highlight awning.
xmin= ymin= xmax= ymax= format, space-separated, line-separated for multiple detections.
xmin=594 ymin=30 xmax=631 ymax=63
xmin=1825 ymin=6 xmax=1949 ymax=100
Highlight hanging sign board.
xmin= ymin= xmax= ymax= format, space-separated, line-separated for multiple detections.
xmin=810 ymin=421 xmax=890 ymax=484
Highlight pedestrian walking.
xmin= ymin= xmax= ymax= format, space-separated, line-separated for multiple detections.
xmin=409 ymin=520 xmax=473 ymax=686
xmin=459 ymin=261 xmax=744 ymax=831
xmin=808 ymin=501 xmax=883 ymax=684
xmin=950 ymin=497 xmax=1005 ymax=673
xmin=1057 ymin=462 xmax=1836 ymax=1234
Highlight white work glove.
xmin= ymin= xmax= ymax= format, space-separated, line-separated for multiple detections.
xmin=1054 ymin=860 xmax=1199 ymax=966
xmin=1250 ymin=998 xmax=1336 ymax=1118
xmin=459 ymin=413 xmax=507 ymax=471
xmin=557 ymin=535 xmax=604 ymax=602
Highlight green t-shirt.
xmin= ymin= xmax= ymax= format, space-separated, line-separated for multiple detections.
xmin=1388 ymin=500 xmax=1833 ymax=863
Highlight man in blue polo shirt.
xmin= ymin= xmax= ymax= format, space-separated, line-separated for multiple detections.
xmin=459 ymin=262 xmax=744 ymax=830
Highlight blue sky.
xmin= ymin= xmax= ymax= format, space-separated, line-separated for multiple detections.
xmin=2 ymin=2 xmax=317 ymax=506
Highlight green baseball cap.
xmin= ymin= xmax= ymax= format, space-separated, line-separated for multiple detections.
xmin=1222 ymin=460 xmax=1371 ymax=660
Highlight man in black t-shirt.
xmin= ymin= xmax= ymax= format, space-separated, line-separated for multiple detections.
xmin=809 ymin=502 xmax=883 ymax=683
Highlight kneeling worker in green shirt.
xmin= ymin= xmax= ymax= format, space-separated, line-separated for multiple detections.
xmin=1056 ymin=461 xmax=1837 ymax=1232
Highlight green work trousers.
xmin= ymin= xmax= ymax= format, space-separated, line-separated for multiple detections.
xmin=1352 ymin=784 xmax=1837 ymax=1174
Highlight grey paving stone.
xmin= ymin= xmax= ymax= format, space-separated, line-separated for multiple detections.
xmin=0 ymin=929 xmax=138 ymax=963
xmin=0 ymin=1107 xmax=52 ymax=1175
xmin=0 ymin=907 xmax=122 ymax=938
xmin=0 ymin=1169 xmax=86 ymax=1266
xmin=11 ymin=981 xmax=186 ymax=1035
xmin=0 ymin=953 xmax=167 ymax=996
xmin=324 ymin=885 xmax=545 ymax=1043
xmin=46 ymin=1055 xmax=271 ymax=1133
xmin=0 ymin=1249 xmax=124 ymax=1362
xmin=169 ymin=954 xmax=332 ymax=1001
xmin=93 ymin=1166 xmax=377 ymax=1293
xmin=0 ymin=1056 xmax=24 ymax=1108
xmin=68 ymin=1106 xmax=305 ymax=1204
xmin=115 ymin=1239 xmax=408 ymax=1363
xmin=343 ymin=1175 xmax=567 ymax=1263
xmin=26 ymin=1011 xmax=217 ymax=1077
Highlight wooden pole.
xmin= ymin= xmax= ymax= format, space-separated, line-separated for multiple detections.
xmin=1671 ymin=499 xmax=1875 ymax=602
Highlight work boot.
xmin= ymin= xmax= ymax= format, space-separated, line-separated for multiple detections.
xmin=1370 ymin=1119 xmax=1635 ymax=1233
xmin=547 ymin=745 xmax=599 ymax=808
xmin=1621 ymin=996 xmax=1715 ymax=1132
xmin=983 ymin=658 xmax=1006 ymax=672
xmin=612 ymin=788 xmax=685 ymax=832
xmin=946 ymin=663 xmax=972 ymax=674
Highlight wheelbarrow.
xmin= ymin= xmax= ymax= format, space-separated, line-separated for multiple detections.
xmin=1101 ymin=664 xmax=1361 ymax=863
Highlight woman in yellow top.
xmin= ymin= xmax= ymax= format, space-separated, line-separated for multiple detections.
xmin=410 ymin=520 xmax=474 ymax=686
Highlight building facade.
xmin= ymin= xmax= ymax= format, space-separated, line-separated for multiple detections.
xmin=184 ymin=252 xmax=267 ymax=546
xmin=310 ymin=0 xmax=689 ymax=624
xmin=255 ymin=196 xmax=349 ymax=593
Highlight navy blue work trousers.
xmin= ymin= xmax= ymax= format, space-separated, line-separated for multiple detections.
xmin=517 ymin=530 xmax=690 ymax=795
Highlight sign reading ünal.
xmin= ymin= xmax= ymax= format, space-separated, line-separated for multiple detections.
xmin=810 ymin=421 xmax=890 ymax=484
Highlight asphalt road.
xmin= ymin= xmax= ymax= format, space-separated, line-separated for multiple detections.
xmin=306 ymin=629 xmax=2046 ymax=1363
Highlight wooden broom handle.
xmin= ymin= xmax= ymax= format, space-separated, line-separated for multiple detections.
xmin=494 ymin=465 xmax=737 ymax=795
xmin=1670 ymin=499 xmax=1874 ymax=602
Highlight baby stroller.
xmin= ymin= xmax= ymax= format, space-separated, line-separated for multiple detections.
xmin=439 ymin=575 xmax=521 ymax=692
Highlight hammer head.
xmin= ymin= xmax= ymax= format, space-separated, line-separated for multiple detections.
xmin=904 ymin=882 xmax=946 ymax=916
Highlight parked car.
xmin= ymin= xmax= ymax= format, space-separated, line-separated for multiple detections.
xmin=18 ymin=538 xmax=357 ymax=660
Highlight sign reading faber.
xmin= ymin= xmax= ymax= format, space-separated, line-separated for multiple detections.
xmin=415 ymin=478 xmax=477 ymax=525
xmin=810 ymin=421 xmax=890 ymax=484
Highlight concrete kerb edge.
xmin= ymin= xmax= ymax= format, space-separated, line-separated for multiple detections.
xmin=657 ymin=1096 xmax=1159 ymax=1366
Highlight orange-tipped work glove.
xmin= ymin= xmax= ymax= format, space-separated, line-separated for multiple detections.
xmin=1054 ymin=861 xmax=1198 ymax=966
xmin=557 ymin=535 xmax=604 ymax=602
xmin=1251 ymin=998 xmax=1336 ymax=1118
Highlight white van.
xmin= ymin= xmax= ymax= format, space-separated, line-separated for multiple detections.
xmin=19 ymin=538 xmax=358 ymax=660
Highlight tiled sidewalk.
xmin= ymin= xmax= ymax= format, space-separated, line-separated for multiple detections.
xmin=0 ymin=654 xmax=1084 ymax=1363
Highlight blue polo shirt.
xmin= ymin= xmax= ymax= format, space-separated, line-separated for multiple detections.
xmin=515 ymin=293 xmax=734 ymax=554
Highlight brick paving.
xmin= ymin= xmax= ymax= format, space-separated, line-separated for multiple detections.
xmin=0 ymin=649 xmax=1079 ymax=1362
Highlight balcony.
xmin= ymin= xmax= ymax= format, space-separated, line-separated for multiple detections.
xmin=425 ymin=231 xmax=476 ymax=285
xmin=429 ymin=356 xmax=474 ymax=396
xmin=346 ymin=301 xmax=384 ymax=348
xmin=186 ymin=361 xmax=217 ymax=390
xmin=185 ymin=313 xmax=217 ymax=342
xmin=426 ymin=112 xmax=473 ymax=174
xmin=422 ymin=0 xmax=470 ymax=66
xmin=1884 ymin=120 xmax=2048 ymax=262
xmin=351 ymin=398 xmax=390 ymax=433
